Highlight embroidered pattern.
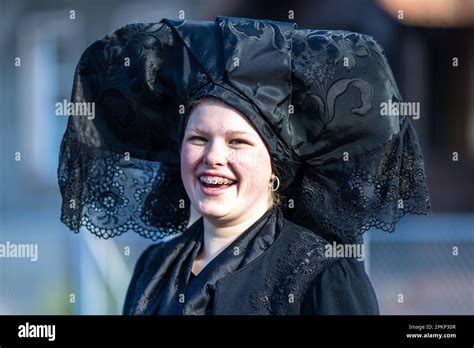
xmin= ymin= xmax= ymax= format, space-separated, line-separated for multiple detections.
xmin=249 ymin=228 xmax=335 ymax=314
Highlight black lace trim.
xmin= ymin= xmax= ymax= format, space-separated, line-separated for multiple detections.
xmin=280 ymin=117 xmax=432 ymax=243
xmin=58 ymin=138 xmax=190 ymax=240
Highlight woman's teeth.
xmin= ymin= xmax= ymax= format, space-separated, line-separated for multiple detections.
xmin=199 ymin=175 xmax=237 ymax=185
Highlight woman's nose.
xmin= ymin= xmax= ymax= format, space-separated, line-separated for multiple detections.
xmin=204 ymin=141 xmax=228 ymax=166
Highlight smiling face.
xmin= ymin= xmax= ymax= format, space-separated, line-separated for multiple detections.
xmin=180 ymin=98 xmax=274 ymax=226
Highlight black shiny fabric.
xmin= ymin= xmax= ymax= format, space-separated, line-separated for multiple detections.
xmin=58 ymin=16 xmax=431 ymax=243
xmin=154 ymin=206 xmax=279 ymax=315
xmin=123 ymin=205 xmax=379 ymax=315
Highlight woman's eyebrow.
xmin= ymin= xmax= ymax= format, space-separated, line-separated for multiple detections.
xmin=187 ymin=128 xmax=255 ymax=137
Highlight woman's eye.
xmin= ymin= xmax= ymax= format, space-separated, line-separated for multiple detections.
xmin=188 ymin=136 xmax=207 ymax=142
xmin=230 ymin=139 xmax=247 ymax=145
xmin=187 ymin=136 xmax=248 ymax=145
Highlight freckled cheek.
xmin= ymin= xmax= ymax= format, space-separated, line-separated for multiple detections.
xmin=232 ymin=149 xmax=259 ymax=168
xmin=180 ymin=146 xmax=202 ymax=185
xmin=234 ymin=149 xmax=270 ymax=191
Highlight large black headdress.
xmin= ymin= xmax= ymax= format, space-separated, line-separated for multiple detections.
xmin=58 ymin=16 xmax=431 ymax=243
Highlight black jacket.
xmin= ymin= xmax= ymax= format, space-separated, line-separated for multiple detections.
xmin=123 ymin=206 xmax=379 ymax=315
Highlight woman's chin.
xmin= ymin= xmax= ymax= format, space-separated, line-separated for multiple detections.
xmin=196 ymin=202 xmax=233 ymax=219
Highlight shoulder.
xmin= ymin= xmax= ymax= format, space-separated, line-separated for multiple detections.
xmin=277 ymin=217 xmax=379 ymax=314
xmin=122 ymin=221 xmax=201 ymax=314
xmin=242 ymin=216 xmax=347 ymax=314
xmin=300 ymin=257 xmax=380 ymax=315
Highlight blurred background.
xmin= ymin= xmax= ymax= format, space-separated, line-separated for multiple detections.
xmin=0 ymin=0 xmax=473 ymax=315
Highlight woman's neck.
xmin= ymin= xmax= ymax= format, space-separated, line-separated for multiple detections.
xmin=193 ymin=201 xmax=272 ymax=274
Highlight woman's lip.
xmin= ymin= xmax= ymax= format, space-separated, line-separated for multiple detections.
xmin=198 ymin=180 xmax=237 ymax=196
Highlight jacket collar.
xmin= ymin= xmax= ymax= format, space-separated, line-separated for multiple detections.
xmin=134 ymin=206 xmax=284 ymax=315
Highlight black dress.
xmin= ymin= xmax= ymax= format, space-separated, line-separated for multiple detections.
xmin=123 ymin=206 xmax=379 ymax=315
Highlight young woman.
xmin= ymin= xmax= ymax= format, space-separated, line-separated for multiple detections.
xmin=58 ymin=16 xmax=431 ymax=315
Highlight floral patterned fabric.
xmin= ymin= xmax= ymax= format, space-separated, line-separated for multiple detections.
xmin=58 ymin=16 xmax=431 ymax=242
